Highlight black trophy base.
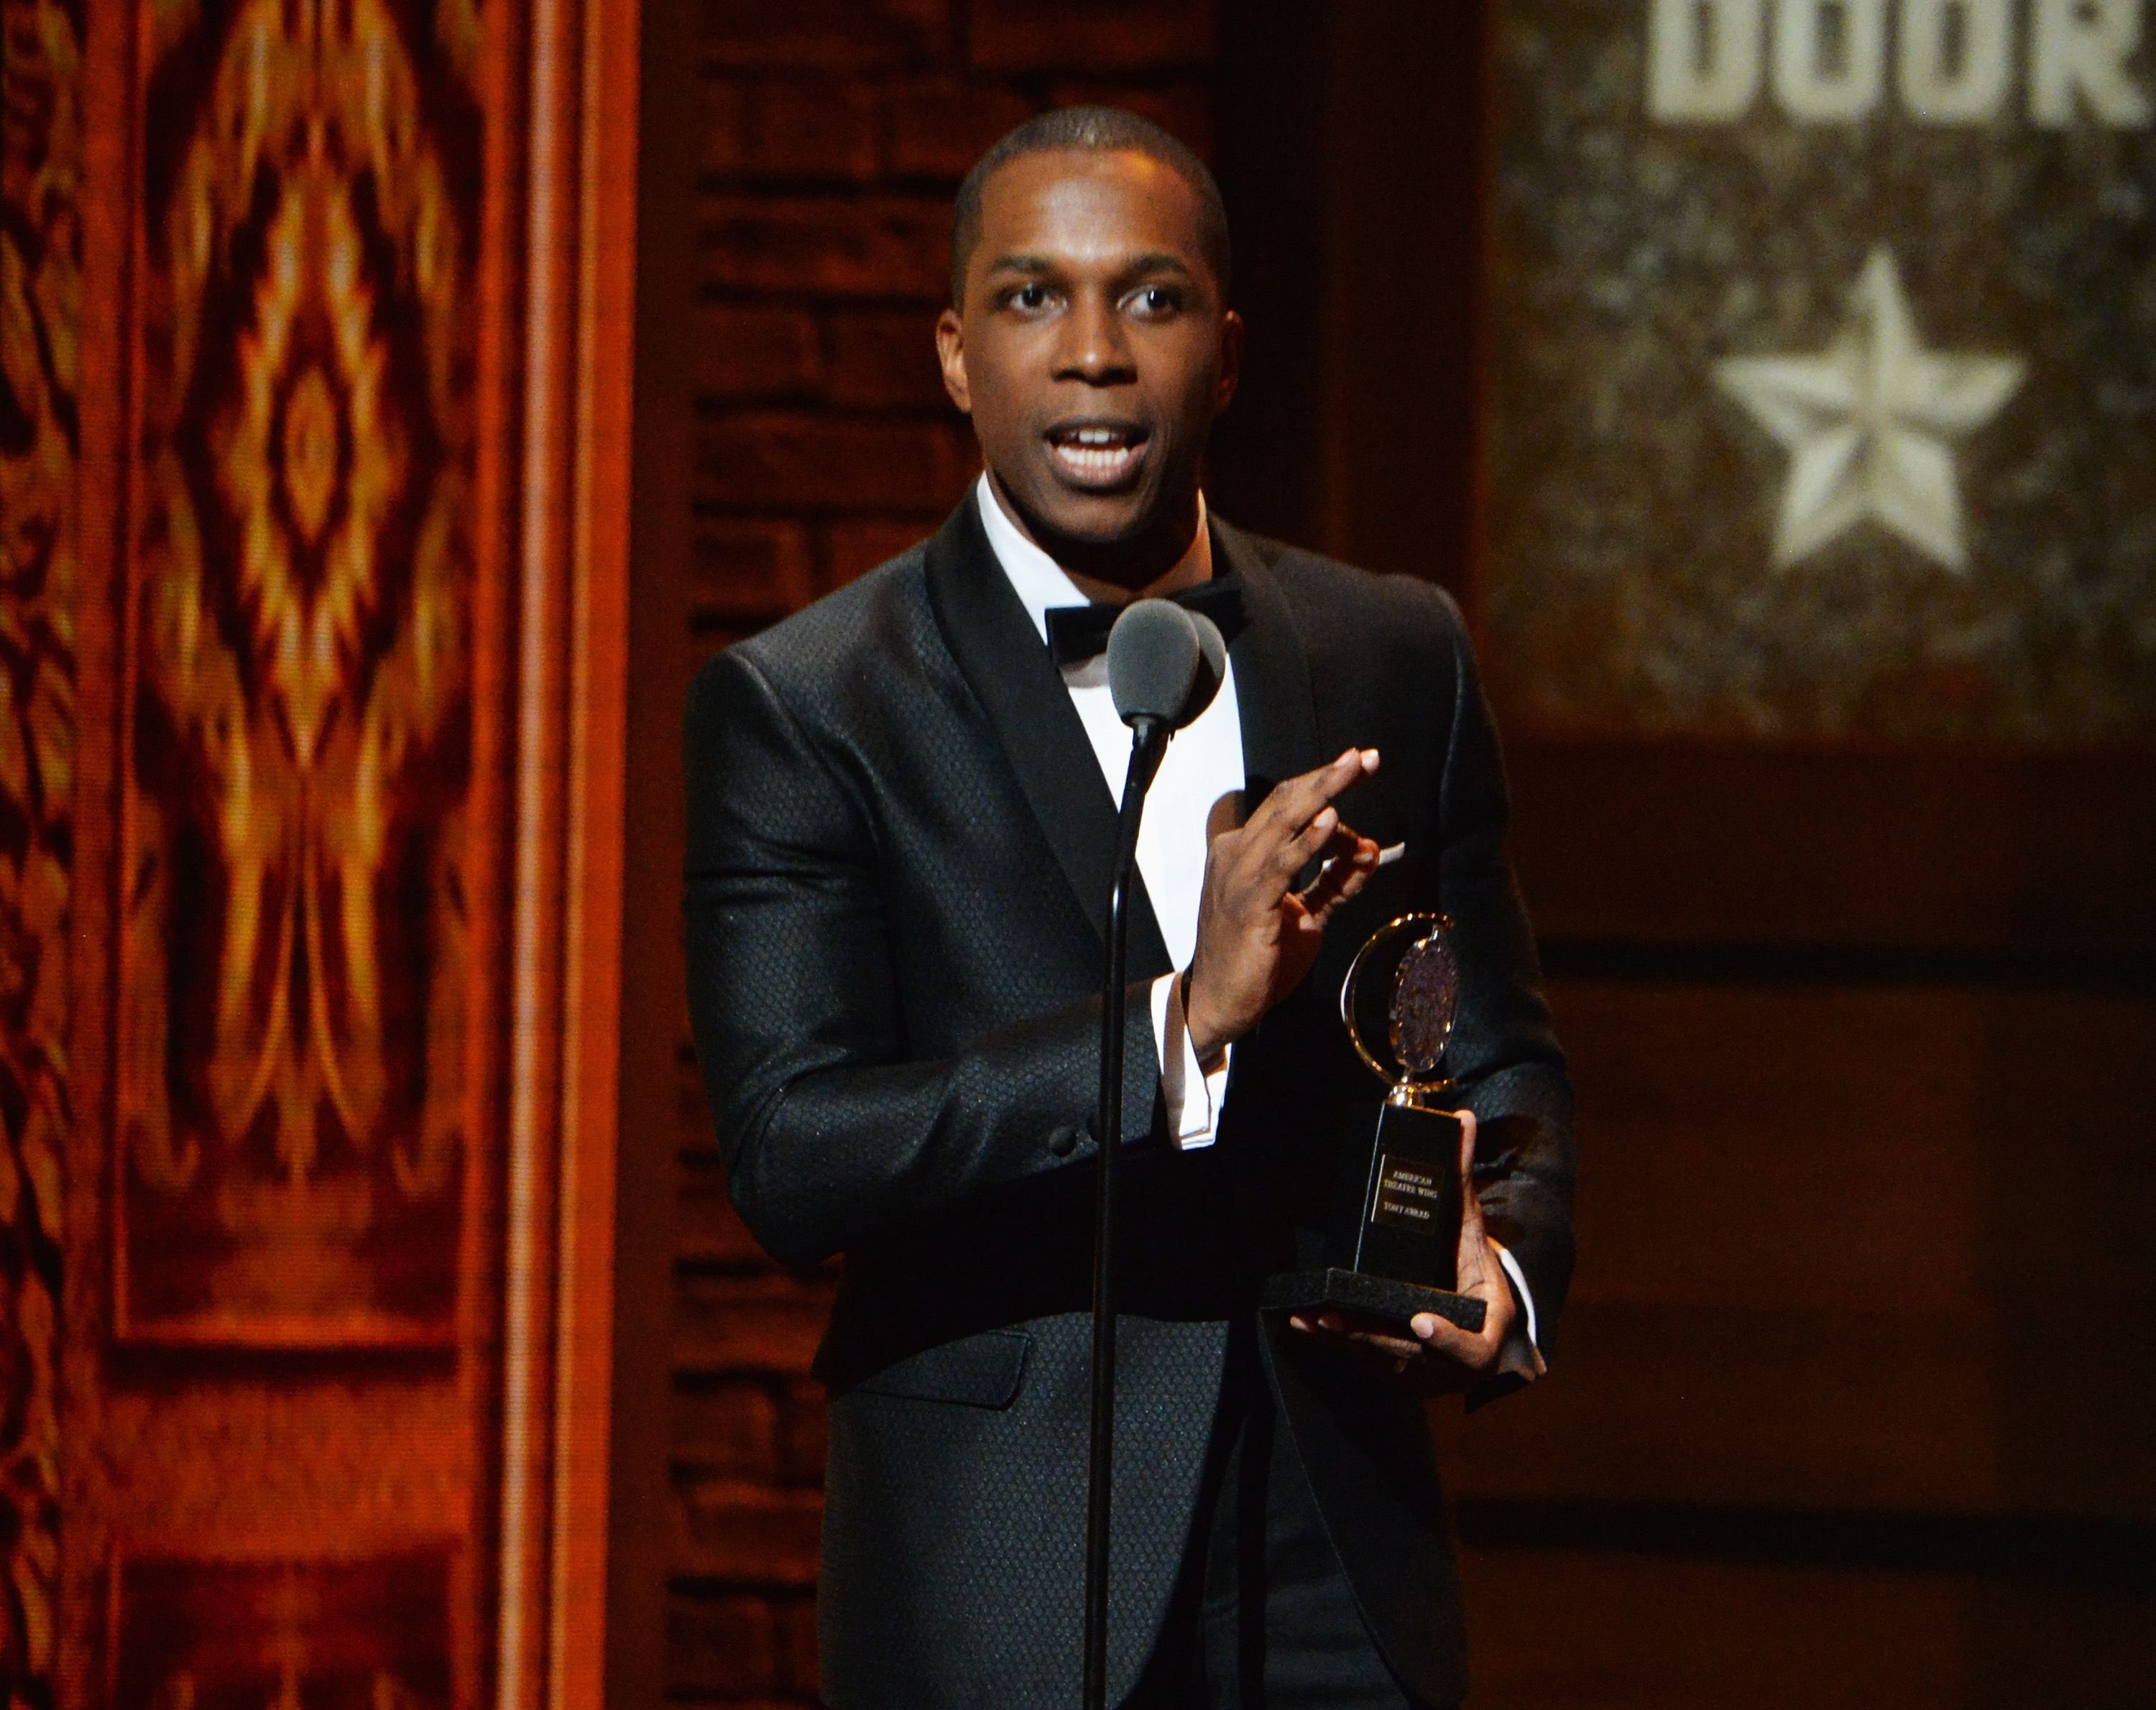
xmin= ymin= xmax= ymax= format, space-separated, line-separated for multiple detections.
xmin=1260 ymin=1267 xmax=1486 ymax=1336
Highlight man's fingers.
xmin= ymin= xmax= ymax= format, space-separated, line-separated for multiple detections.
xmin=1293 ymin=1300 xmax=1508 ymax=1393
xmin=1350 ymin=1331 xmax=1426 ymax=1362
xmin=1273 ymin=809 xmax=1361 ymax=882
xmin=1296 ymin=836 xmax=1381 ymax=921
xmin=1454 ymin=1108 xmax=1486 ymax=1244
xmin=1221 ymin=747 xmax=1378 ymax=895
xmin=1450 ymin=1112 xmax=1512 ymax=1301
xmin=1411 ymin=1313 xmax=1493 ymax=1367
xmin=1291 ymin=1311 xmax=1423 ymax=1363
xmin=1248 ymin=747 xmax=1377 ymax=841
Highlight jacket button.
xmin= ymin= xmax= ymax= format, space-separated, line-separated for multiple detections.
xmin=1049 ymin=1125 xmax=1079 ymax=1158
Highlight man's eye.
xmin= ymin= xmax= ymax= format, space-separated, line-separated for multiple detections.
xmin=1010 ymin=283 xmax=1052 ymax=311
xmin=1126 ymin=286 xmax=1183 ymax=318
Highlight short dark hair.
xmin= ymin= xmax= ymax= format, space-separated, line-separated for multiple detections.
xmin=949 ymin=106 xmax=1233 ymax=308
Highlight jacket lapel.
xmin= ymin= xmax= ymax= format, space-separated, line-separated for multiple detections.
xmin=1212 ymin=517 xmax=1322 ymax=805
xmin=1208 ymin=517 xmax=1324 ymax=1133
xmin=923 ymin=496 xmax=1171 ymax=975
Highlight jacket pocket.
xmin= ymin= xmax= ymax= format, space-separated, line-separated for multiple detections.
xmin=851 ymin=1328 xmax=1032 ymax=1410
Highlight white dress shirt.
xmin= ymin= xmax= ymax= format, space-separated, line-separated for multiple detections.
xmin=975 ymin=475 xmax=1236 ymax=1148
xmin=975 ymin=476 xmax=1544 ymax=1367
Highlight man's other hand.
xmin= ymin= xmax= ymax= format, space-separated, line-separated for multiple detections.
xmin=1287 ymin=1110 xmax=1520 ymax=1396
xmin=1183 ymin=747 xmax=1381 ymax=1060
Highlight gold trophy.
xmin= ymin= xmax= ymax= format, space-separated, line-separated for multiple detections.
xmin=1259 ymin=913 xmax=1487 ymax=1334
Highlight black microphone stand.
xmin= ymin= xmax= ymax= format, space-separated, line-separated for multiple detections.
xmin=1083 ymin=715 xmax=1171 ymax=1710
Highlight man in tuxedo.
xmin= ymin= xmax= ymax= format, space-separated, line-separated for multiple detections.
xmin=685 ymin=108 xmax=1573 ymax=1709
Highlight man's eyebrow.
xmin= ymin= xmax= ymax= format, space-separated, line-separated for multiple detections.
xmin=981 ymin=251 xmax=1199 ymax=280
xmin=1120 ymin=251 xmax=1197 ymax=279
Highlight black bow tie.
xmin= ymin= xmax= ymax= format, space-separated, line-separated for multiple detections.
xmin=1044 ymin=577 xmax=1247 ymax=666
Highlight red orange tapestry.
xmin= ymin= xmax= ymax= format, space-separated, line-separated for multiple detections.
xmin=116 ymin=0 xmax=485 ymax=1345
xmin=1 ymin=0 xmax=81 ymax=1691
xmin=111 ymin=1550 xmax=454 ymax=1710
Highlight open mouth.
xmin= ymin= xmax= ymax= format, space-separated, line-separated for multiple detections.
xmin=1044 ymin=420 xmax=1151 ymax=488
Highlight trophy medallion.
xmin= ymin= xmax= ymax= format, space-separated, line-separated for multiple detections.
xmin=1258 ymin=914 xmax=1488 ymax=1335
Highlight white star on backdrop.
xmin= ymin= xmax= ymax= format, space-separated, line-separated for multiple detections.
xmin=1715 ymin=246 xmax=2025 ymax=573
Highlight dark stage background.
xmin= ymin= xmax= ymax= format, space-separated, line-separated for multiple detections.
xmin=6 ymin=1 xmax=2151 ymax=1706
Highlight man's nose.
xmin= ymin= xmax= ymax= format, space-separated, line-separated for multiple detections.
xmin=1051 ymin=293 xmax=1135 ymax=385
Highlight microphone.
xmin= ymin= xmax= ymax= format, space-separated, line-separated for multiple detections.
xmin=1184 ymin=611 xmax=1228 ymax=728
xmin=1083 ymin=596 xmax=1225 ymax=1709
xmin=1105 ymin=598 xmax=1226 ymax=731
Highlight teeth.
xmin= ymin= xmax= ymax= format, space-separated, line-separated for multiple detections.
xmin=1074 ymin=428 xmax=1123 ymax=446
xmin=1053 ymin=440 xmax=1139 ymax=478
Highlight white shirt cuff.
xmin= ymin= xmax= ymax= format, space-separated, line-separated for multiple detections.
xmin=1151 ymin=972 xmax=1230 ymax=1149
xmin=1490 ymin=1239 xmax=1549 ymax=1383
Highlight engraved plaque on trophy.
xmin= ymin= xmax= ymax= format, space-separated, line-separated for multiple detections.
xmin=1258 ymin=913 xmax=1487 ymax=1335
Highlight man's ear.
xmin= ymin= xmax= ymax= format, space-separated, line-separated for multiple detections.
xmin=936 ymin=308 xmax=972 ymax=415
xmin=1215 ymin=309 xmax=1245 ymax=415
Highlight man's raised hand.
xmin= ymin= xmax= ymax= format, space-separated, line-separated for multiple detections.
xmin=1182 ymin=747 xmax=1381 ymax=1062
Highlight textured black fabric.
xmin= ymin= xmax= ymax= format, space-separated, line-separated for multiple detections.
xmin=854 ymin=1328 xmax=1033 ymax=1408
xmin=682 ymin=496 xmax=1574 ymax=1708
xmin=1195 ymin=1369 xmax=1434 ymax=1710
xmin=826 ymin=1312 xmax=1226 ymax=1708
xmin=1129 ymin=1318 xmax=1450 ymax=1710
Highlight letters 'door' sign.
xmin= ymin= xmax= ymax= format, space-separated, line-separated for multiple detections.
xmin=1483 ymin=1 xmax=2156 ymax=741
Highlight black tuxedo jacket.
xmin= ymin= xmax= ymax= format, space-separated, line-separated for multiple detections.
xmin=684 ymin=497 xmax=1574 ymax=1709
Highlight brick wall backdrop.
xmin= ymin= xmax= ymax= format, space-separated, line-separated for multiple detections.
xmin=671 ymin=5 xmax=1217 ymax=1702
